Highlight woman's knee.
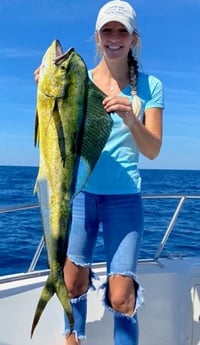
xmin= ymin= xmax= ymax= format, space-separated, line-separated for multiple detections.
xmin=63 ymin=257 xmax=90 ymax=299
xmin=107 ymin=275 xmax=137 ymax=315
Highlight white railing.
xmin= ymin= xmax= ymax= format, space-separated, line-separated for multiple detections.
xmin=0 ymin=194 xmax=200 ymax=274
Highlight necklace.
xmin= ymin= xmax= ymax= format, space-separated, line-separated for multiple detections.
xmin=110 ymin=84 xmax=115 ymax=91
xmin=92 ymin=72 xmax=128 ymax=94
xmin=109 ymin=77 xmax=129 ymax=91
xmin=109 ymin=80 xmax=123 ymax=91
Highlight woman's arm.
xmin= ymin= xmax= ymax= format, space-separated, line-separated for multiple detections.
xmin=129 ymin=107 xmax=163 ymax=160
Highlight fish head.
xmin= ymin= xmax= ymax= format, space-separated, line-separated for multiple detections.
xmin=38 ymin=40 xmax=75 ymax=98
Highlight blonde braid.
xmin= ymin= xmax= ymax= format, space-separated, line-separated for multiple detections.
xmin=128 ymin=50 xmax=143 ymax=119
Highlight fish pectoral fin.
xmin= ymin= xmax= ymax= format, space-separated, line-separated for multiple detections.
xmin=34 ymin=109 xmax=39 ymax=147
xmin=31 ymin=274 xmax=55 ymax=338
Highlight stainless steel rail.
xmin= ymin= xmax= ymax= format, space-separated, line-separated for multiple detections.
xmin=0 ymin=195 xmax=200 ymax=272
xmin=0 ymin=203 xmax=39 ymax=214
xmin=153 ymin=196 xmax=186 ymax=260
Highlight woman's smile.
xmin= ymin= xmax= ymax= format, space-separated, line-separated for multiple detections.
xmin=105 ymin=44 xmax=123 ymax=50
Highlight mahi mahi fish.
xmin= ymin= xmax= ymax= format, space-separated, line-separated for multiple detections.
xmin=31 ymin=39 xmax=113 ymax=337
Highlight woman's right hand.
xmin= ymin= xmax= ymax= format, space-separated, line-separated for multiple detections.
xmin=34 ymin=66 xmax=41 ymax=83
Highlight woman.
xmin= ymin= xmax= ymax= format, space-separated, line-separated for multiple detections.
xmin=34 ymin=1 xmax=164 ymax=344
xmin=62 ymin=0 xmax=164 ymax=343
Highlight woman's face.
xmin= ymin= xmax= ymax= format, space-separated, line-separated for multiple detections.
xmin=96 ymin=21 xmax=137 ymax=62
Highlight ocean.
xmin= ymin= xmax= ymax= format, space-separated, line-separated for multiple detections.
xmin=0 ymin=165 xmax=200 ymax=276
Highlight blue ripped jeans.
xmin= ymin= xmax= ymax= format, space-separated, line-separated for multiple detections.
xmin=64 ymin=191 xmax=144 ymax=344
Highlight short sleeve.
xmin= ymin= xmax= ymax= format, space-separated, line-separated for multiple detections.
xmin=137 ymin=73 xmax=164 ymax=110
xmin=145 ymin=75 xmax=164 ymax=109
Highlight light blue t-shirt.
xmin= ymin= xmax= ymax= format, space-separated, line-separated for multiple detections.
xmin=82 ymin=70 xmax=164 ymax=195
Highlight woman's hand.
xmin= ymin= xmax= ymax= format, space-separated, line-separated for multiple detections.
xmin=103 ymin=95 xmax=163 ymax=159
xmin=102 ymin=95 xmax=137 ymax=128
xmin=34 ymin=66 xmax=41 ymax=83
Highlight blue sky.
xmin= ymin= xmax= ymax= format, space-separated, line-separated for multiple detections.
xmin=0 ymin=0 xmax=199 ymax=170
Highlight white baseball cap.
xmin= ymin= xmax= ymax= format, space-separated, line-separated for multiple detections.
xmin=95 ymin=0 xmax=137 ymax=34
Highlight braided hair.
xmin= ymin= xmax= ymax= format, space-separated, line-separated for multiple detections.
xmin=127 ymin=49 xmax=143 ymax=120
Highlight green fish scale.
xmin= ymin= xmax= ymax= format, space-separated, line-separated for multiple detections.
xmin=78 ymin=79 xmax=113 ymax=168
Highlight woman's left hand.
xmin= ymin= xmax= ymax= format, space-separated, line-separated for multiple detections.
xmin=102 ymin=95 xmax=137 ymax=128
xmin=34 ymin=66 xmax=41 ymax=83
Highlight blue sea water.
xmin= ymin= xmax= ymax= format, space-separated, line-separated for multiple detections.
xmin=0 ymin=165 xmax=200 ymax=276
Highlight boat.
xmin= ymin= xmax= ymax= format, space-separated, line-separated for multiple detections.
xmin=0 ymin=194 xmax=200 ymax=345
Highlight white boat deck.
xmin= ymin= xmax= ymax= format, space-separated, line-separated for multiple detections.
xmin=0 ymin=258 xmax=200 ymax=345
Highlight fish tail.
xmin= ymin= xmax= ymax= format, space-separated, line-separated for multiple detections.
xmin=31 ymin=273 xmax=73 ymax=338
xmin=31 ymin=274 xmax=55 ymax=338
xmin=55 ymin=276 xmax=74 ymax=331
